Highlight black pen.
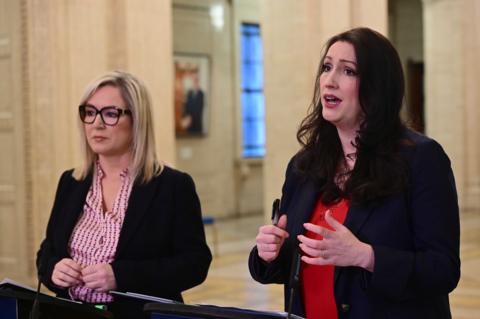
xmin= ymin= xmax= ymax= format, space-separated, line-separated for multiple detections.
xmin=271 ymin=198 xmax=281 ymax=226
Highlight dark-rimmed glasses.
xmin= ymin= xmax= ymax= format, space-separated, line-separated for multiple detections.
xmin=79 ymin=104 xmax=132 ymax=126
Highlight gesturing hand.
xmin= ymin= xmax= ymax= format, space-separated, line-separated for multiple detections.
xmin=52 ymin=258 xmax=82 ymax=288
xmin=81 ymin=263 xmax=117 ymax=292
xmin=297 ymin=210 xmax=374 ymax=272
xmin=256 ymin=215 xmax=289 ymax=263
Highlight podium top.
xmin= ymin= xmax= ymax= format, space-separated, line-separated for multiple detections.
xmin=144 ymin=302 xmax=304 ymax=319
xmin=0 ymin=282 xmax=113 ymax=319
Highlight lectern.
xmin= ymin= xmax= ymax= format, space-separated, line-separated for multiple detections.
xmin=144 ymin=302 xmax=304 ymax=319
xmin=0 ymin=282 xmax=113 ymax=319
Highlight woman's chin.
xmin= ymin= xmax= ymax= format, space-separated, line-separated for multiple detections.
xmin=323 ymin=114 xmax=341 ymax=126
xmin=90 ymin=147 xmax=119 ymax=158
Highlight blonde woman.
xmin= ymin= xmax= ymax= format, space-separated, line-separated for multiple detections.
xmin=37 ymin=71 xmax=211 ymax=316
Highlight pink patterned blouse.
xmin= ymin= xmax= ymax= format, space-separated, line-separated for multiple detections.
xmin=68 ymin=163 xmax=133 ymax=303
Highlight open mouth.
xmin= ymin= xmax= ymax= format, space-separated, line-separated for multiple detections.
xmin=324 ymin=94 xmax=342 ymax=106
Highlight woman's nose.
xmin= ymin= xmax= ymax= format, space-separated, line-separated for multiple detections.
xmin=324 ymin=71 xmax=338 ymax=88
xmin=92 ymin=113 xmax=106 ymax=127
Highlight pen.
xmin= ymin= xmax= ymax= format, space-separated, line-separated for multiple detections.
xmin=271 ymin=198 xmax=281 ymax=226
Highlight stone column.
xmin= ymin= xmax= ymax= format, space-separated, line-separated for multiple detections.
xmin=462 ymin=0 xmax=480 ymax=211
xmin=423 ymin=0 xmax=466 ymax=207
xmin=123 ymin=0 xmax=175 ymax=164
xmin=0 ymin=0 xmax=30 ymax=282
xmin=260 ymin=0 xmax=322 ymax=222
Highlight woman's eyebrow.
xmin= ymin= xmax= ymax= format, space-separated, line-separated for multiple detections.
xmin=324 ymin=56 xmax=357 ymax=66
xmin=339 ymin=59 xmax=357 ymax=66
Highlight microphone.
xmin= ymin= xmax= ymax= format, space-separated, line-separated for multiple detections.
xmin=271 ymin=198 xmax=281 ymax=225
xmin=270 ymin=199 xmax=300 ymax=318
xmin=287 ymin=245 xmax=301 ymax=319
xmin=271 ymin=198 xmax=300 ymax=318
xmin=29 ymin=278 xmax=42 ymax=319
xmin=30 ymin=240 xmax=49 ymax=319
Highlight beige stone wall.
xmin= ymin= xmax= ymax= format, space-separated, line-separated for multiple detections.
xmin=423 ymin=0 xmax=480 ymax=210
xmin=423 ymin=0 xmax=466 ymax=208
xmin=0 ymin=0 xmax=29 ymax=282
xmin=462 ymin=0 xmax=480 ymax=211
xmin=124 ymin=0 xmax=175 ymax=165
xmin=0 ymin=0 xmax=174 ymax=283
xmin=260 ymin=0 xmax=388 ymax=221
xmin=260 ymin=0 xmax=321 ymax=223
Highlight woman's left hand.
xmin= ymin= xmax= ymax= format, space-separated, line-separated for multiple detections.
xmin=81 ymin=263 xmax=117 ymax=292
xmin=297 ymin=210 xmax=375 ymax=272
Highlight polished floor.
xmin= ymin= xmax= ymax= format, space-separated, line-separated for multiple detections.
xmin=183 ymin=212 xmax=480 ymax=319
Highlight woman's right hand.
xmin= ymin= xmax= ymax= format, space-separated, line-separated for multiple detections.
xmin=52 ymin=258 xmax=82 ymax=288
xmin=256 ymin=215 xmax=289 ymax=263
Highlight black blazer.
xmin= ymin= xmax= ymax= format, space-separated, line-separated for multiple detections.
xmin=37 ymin=166 xmax=212 ymax=302
xmin=249 ymin=130 xmax=460 ymax=319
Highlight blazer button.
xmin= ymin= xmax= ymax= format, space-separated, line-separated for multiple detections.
xmin=340 ymin=304 xmax=350 ymax=313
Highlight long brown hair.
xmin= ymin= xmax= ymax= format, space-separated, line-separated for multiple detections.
xmin=296 ymin=27 xmax=409 ymax=205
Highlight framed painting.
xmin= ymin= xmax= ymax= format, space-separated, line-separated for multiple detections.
xmin=173 ymin=53 xmax=210 ymax=136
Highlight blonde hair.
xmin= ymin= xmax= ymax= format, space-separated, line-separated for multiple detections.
xmin=73 ymin=70 xmax=162 ymax=183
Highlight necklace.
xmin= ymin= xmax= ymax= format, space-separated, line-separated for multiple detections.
xmin=335 ymin=153 xmax=356 ymax=188
xmin=345 ymin=152 xmax=357 ymax=161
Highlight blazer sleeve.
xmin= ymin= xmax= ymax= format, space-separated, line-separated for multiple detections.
xmin=111 ymin=172 xmax=212 ymax=296
xmin=368 ymin=139 xmax=461 ymax=300
xmin=248 ymin=158 xmax=296 ymax=285
xmin=36 ymin=170 xmax=73 ymax=295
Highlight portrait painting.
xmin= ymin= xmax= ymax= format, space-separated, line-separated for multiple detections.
xmin=174 ymin=54 xmax=210 ymax=136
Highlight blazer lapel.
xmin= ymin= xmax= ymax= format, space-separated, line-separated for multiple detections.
xmin=58 ymin=173 xmax=92 ymax=256
xmin=115 ymin=178 xmax=158 ymax=257
xmin=334 ymin=202 xmax=376 ymax=286
xmin=289 ymin=179 xmax=320 ymax=236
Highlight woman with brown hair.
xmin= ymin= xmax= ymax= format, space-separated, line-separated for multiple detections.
xmin=249 ymin=28 xmax=460 ymax=319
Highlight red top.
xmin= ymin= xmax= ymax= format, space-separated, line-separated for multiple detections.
xmin=301 ymin=199 xmax=349 ymax=319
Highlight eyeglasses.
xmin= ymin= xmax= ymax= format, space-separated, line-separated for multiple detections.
xmin=79 ymin=104 xmax=132 ymax=126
